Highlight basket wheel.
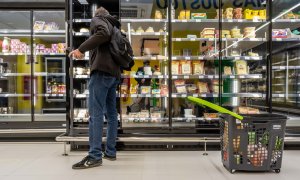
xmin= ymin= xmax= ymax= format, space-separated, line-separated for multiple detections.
xmin=275 ymin=169 xmax=281 ymax=173
xmin=230 ymin=169 xmax=235 ymax=174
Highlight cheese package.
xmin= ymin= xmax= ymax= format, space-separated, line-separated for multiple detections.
xmin=130 ymin=84 xmax=138 ymax=94
xmin=231 ymin=28 xmax=243 ymax=38
xmin=224 ymin=66 xmax=232 ymax=75
xmin=120 ymin=84 xmax=128 ymax=94
xmin=141 ymin=86 xmax=151 ymax=94
xmin=201 ymin=28 xmax=215 ymax=38
xmin=191 ymin=13 xmax=207 ymax=19
xmin=197 ymin=82 xmax=208 ymax=93
xmin=244 ymin=27 xmax=256 ymax=38
xmin=212 ymin=80 xmax=220 ymax=93
xmin=180 ymin=60 xmax=192 ymax=75
xmin=235 ymin=60 xmax=248 ymax=75
xmin=238 ymin=107 xmax=260 ymax=114
xmin=33 ymin=21 xmax=45 ymax=31
xmin=172 ymin=61 xmax=180 ymax=75
xmin=221 ymin=30 xmax=231 ymax=38
xmin=193 ymin=61 xmax=205 ymax=74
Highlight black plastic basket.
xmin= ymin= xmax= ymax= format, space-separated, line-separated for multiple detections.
xmin=220 ymin=114 xmax=287 ymax=173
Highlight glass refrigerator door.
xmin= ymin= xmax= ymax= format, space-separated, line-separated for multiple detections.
xmin=33 ymin=11 xmax=66 ymax=121
xmin=220 ymin=0 xmax=268 ymax=113
xmin=271 ymin=1 xmax=300 ymax=124
xmin=120 ymin=0 xmax=169 ymax=129
xmin=171 ymin=1 xmax=221 ymax=130
xmin=0 ymin=11 xmax=32 ymax=122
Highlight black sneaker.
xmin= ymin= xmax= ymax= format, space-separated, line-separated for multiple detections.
xmin=103 ymin=153 xmax=117 ymax=161
xmin=72 ymin=155 xmax=102 ymax=169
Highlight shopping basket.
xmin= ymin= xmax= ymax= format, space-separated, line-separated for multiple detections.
xmin=187 ymin=97 xmax=287 ymax=174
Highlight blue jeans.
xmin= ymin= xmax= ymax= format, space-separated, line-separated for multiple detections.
xmin=88 ymin=71 xmax=119 ymax=160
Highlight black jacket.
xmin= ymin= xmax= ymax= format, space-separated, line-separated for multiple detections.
xmin=78 ymin=13 xmax=121 ymax=78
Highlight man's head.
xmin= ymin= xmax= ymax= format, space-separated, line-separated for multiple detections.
xmin=95 ymin=7 xmax=109 ymax=17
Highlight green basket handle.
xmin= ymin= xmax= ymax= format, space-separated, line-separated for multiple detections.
xmin=187 ymin=96 xmax=244 ymax=120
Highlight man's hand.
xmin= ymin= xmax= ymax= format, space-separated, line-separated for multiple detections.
xmin=69 ymin=49 xmax=84 ymax=59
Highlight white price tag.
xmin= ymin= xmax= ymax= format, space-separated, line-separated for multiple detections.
xmin=172 ymin=56 xmax=178 ymax=60
xmin=245 ymin=57 xmax=250 ymax=60
xmin=146 ymin=94 xmax=151 ymax=97
xmin=131 ymin=94 xmax=137 ymax=97
xmin=228 ymin=19 xmax=233 ymax=22
xmin=208 ymin=38 xmax=214 ymax=41
xmin=155 ymin=94 xmax=161 ymax=97
xmin=291 ymin=19 xmax=296 ymax=22
xmin=158 ymin=75 xmax=163 ymax=78
xmin=199 ymin=75 xmax=204 ymax=79
xmin=144 ymin=75 xmax=150 ymax=78
xmin=202 ymin=94 xmax=207 ymax=97
xmin=196 ymin=19 xmax=201 ymax=22
xmin=155 ymin=19 xmax=161 ymax=22
xmin=175 ymin=38 xmax=182 ymax=41
xmin=190 ymin=38 xmax=196 ymax=41
xmin=279 ymin=94 xmax=284 ymax=98
xmin=182 ymin=20 xmax=188 ymax=22
xmin=155 ymin=32 xmax=160 ymax=36
xmin=279 ymin=66 xmax=285 ymax=70
xmin=184 ymin=75 xmax=189 ymax=79
xmin=240 ymin=75 xmax=245 ymax=78
xmin=185 ymin=56 xmax=191 ymax=60
xmin=151 ymin=57 xmax=156 ymax=60
xmin=140 ymin=118 xmax=146 ymax=121
xmin=235 ymin=57 xmax=239 ymax=60
xmin=254 ymin=57 xmax=260 ymax=60
xmin=208 ymin=75 xmax=214 ymax=79
xmin=59 ymin=94 xmax=63 ymax=97
xmin=276 ymin=38 xmax=282 ymax=41
xmin=135 ymin=32 xmax=142 ymax=35
xmin=238 ymin=38 xmax=243 ymax=41
xmin=230 ymin=75 xmax=235 ymax=78
xmin=173 ymin=76 xmax=178 ymax=79
xmin=172 ymin=94 xmax=177 ymax=97
xmin=238 ymin=19 xmax=243 ymax=22
xmin=193 ymin=94 xmax=198 ymax=97
xmin=182 ymin=94 xmax=187 ymax=97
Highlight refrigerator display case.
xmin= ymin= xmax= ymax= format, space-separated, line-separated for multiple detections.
xmin=65 ymin=0 xmax=300 ymax=140
xmin=0 ymin=10 xmax=66 ymax=125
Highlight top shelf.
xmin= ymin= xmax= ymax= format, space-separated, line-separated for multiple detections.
xmin=74 ymin=18 xmax=300 ymax=24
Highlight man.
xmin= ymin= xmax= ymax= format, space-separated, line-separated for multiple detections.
xmin=69 ymin=7 xmax=121 ymax=169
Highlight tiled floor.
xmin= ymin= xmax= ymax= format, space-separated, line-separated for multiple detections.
xmin=0 ymin=143 xmax=299 ymax=180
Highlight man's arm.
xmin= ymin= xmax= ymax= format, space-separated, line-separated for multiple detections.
xmin=78 ymin=18 xmax=110 ymax=53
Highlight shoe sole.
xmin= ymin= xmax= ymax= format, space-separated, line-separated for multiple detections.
xmin=103 ymin=157 xmax=117 ymax=161
xmin=72 ymin=163 xmax=102 ymax=170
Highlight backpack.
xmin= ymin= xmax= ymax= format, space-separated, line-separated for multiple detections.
xmin=109 ymin=26 xmax=135 ymax=70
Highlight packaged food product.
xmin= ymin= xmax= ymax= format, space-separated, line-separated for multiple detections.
xmin=244 ymin=27 xmax=256 ymax=38
xmin=191 ymin=13 xmax=207 ymax=19
xmin=33 ymin=21 xmax=45 ymax=31
xmin=223 ymin=8 xmax=233 ymax=19
xmin=187 ymin=84 xmax=197 ymax=93
xmin=212 ymin=80 xmax=220 ymax=93
xmin=176 ymin=85 xmax=187 ymax=94
xmin=259 ymin=9 xmax=266 ymax=20
xmin=237 ymin=107 xmax=260 ymax=114
xmin=234 ymin=8 xmax=243 ymax=19
xmin=231 ymin=28 xmax=243 ymax=38
xmin=155 ymin=10 xmax=163 ymax=19
xmin=193 ymin=61 xmax=205 ymax=74
xmin=160 ymin=85 xmax=168 ymax=96
xmin=152 ymin=89 xmax=160 ymax=94
xmin=180 ymin=60 xmax=192 ymax=75
xmin=235 ymin=60 xmax=248 ymax=75
xmin=130 ymin=84 xmax=138 ymax=94
xmin=244 ymin=9 xmax=253 ymax=20
xmin=141 ymin=86 xmax=151 ymax=94
xmin=44 ymin=22 xmax=59 ymax=31
xmin=145 ymin=27 xmax=154 ymax=33
xmin=120 ymin=84 xmax=128 ymax=94
xmin=224 ymin=66 xmax=232 ymax=75
xmin=174 ymin=80 xmax=185 ymax=86
xmin=172 ymin=61 xmax=180 ymax=74
xmin=197 ymin=82 xmax=208 ymax=93
xmin=204 ymin=113 xmax=219 ymax=119
xmin=143 ymin=66 xmax=152 ymax=75
xmin=136 ymin=26 xmax=144 ymax=33
xmin=272 ymin=29 xmax=288 ymax=38
xmin=201 ymin=28 xmax=215 ymax=38
xmin=2 ymin=37 xmax=10 ymax=53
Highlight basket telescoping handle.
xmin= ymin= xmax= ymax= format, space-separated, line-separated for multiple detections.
xmin=187 ymin=96 xmax=244 ymax=120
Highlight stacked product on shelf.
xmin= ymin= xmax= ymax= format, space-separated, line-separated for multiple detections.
xmin=33 ymin=21 xmax=60 ymax=31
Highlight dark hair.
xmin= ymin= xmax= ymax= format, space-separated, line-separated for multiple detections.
xmin=95 ymin=7 xmax=109 ymax=17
